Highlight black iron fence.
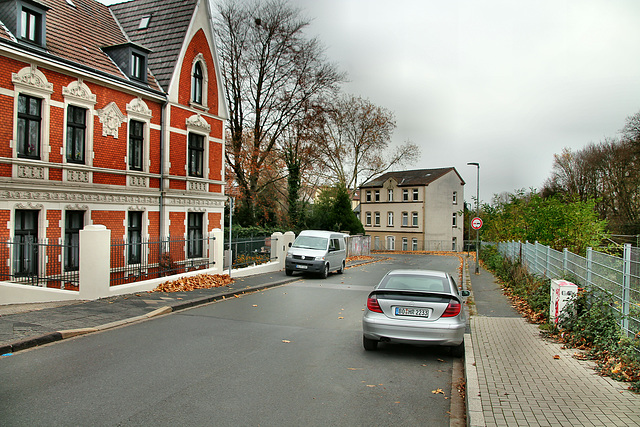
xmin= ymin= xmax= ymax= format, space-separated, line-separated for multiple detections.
xmin=0 ymin=237 xmax=79 ymax=289
xmin=225 ymin=236 xmax=276 ymax=269
xmin=110 ymin=236 xmax=216 ymax=286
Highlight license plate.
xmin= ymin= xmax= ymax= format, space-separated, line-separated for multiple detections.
xmin=395 ymin=306 xmax=431 ymax=318
xmin=296 ymin=265 xmax=307 ymax=269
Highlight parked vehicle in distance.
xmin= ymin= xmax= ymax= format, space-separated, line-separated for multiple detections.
xmin=285 ymin=230 xmax=347 ymax=279
xmin=362 ymin=269 xmax=470 ymax=356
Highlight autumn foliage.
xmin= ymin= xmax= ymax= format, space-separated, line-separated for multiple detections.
xmin=153 ymin=274 xmax=234 ymax=293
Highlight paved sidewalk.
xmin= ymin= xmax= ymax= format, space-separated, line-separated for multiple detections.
xmin=0 ymin=271 xmax=300 ymax=355
xmin=465 ymin=266 xmax=640 ymax=427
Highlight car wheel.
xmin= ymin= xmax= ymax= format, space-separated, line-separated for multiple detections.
xmin=285 ymin=269 xmax=293 ymax=276
xmin=363 ymin=336 xmax=378 ymax=351
xmin=320 ymin=263 xmax=329 ymax=279
xmin=337 ymin=261 xmax=345 ymax=274
xmin=450 ymin=340 xmax=465 ymax=358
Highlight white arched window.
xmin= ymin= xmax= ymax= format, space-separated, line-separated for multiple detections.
xmin=190 ymin=54 xmax=208 ymax=109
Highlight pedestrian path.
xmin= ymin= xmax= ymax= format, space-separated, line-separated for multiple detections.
xmin=465 ymin=266 xmax=640 ymax=427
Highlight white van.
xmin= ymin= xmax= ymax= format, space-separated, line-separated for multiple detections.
xmin=285 ymin=230 xmax=347 ymax=278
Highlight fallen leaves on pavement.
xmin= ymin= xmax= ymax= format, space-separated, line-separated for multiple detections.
xmin=152 ymin=274 xmax=234 ymax=293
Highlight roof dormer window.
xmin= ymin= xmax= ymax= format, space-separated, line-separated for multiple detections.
xmin=131 ymin=52 xmax=145 ymax=80
xmin=20 ymin=7 xmax=43 ymax=44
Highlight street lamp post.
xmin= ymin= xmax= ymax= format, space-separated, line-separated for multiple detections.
xmin=467 ymin=162 xmax=480 ymax=274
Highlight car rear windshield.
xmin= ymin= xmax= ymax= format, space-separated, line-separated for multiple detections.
xmin=292 ymin=236 xmax=328 ymax=250
xmin=381 ymin=274 xmax=449 ymax=293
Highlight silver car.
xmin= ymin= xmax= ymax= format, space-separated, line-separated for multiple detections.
xmin=362 ymin=269 xmax=470 ymax=356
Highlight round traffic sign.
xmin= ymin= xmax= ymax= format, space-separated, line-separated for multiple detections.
xmin=471 ymin=217 xmax=483 ymax=230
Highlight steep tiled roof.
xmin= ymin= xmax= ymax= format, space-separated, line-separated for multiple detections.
xmin=42 ymin=0 xmax=129 ymax=77
xmin=360 ymin=167 xmax=463 ymax=188
xmin=110 ymin=0 xmax=197 ymax=92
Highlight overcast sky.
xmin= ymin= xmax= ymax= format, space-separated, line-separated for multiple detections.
xmin=288 ymin=0 xmax=640 ymax=203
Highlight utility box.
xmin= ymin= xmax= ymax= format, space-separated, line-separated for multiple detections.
xmin=550 ymin=280 xmax=578 ymax=325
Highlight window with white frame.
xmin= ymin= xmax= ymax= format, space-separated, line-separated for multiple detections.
xmin=453 ymin=191 xmax=458 ymax=204
xmin=388 ymin=189 xmax=393 ymax=201
xmin=402 ymin=237 xmax=408 ymax=251
xmin=64 ymin=210 xmax=83 ymax=271
xmin=452 ymin=237 xmax=457 ymax=251
xmin=452 ymin=213 xmax=457 ymax=227
xmin=387 ymin=212 xmax=393 ymax=227
xmin=365 ymin=212 xmax=371 ymax=226
xmin=413 ymin=188 xmax=419 ymax=201
xmin=17 ymin=94 xmax=41 ymax=159
xmin=63 ymin=79 xmax=96 ymax=168
xmin=374 ymin=212 xmax=380 ymax=226
xmin=366 ymin=191 xmax=371 ymax=202
xmin=402 ymin=189 xmax=408 ymax=201
xmin=190 ymin=54 xmax=208 ymax=108
xmin=402 ymin=212 xmax=408 ymax=226
xmin=14 ymin=209 xmax=39 ymax=276
xmin=386 ymin=236 xmax=395 ymax=250
xmin=188 ymin=133 xmax=204 ymax=177
xmin=412 ymin=212 xmax=418 ymax=227
xmin=128 ymin=211 xmax=143 ymax=264
xmin=374 ymin=190 xmax=380 ymax=202
xmin=66 ymin=105 xmax=86 ymax=164
xmin=126 ymin=97 xmax=152 ymax=174
xmin=13 ymin=66 xmax=53 ymax=162
xmin=187 ymin=212 xmax=204 ymax=258
xmin=412 ymin=238 xmax=418 ymax=251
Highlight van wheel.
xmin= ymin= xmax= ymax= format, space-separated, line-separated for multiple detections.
xmin=285 ymin=269 xmax=293 ymax=276
xmin=337 ymin=261 xmax=345 ymax=274
xmin=320 ymin=263 xmax=329 ymax=279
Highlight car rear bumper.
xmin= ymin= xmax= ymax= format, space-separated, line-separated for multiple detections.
xmin=362 ymin=314 xmax=465 ymax=346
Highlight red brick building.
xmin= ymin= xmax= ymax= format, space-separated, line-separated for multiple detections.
xmin=0 ymin=0 xmax=227 ymax=285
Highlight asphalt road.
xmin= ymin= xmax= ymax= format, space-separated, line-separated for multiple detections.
xmin=0 ymin=254 xmax=462 ymax=426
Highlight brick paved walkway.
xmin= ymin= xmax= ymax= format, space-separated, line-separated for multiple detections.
xmin=469 ymin=316 xmax=640 ymax=427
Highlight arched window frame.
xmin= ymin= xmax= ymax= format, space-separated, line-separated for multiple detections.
xmin=190 ymin=54 xmax=208 ymax=110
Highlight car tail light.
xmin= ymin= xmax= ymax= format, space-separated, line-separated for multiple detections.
xmin=442 ymin=300 xmax=461 ymax=317
xmin=367 ymin=295 xmax=383 ymax=313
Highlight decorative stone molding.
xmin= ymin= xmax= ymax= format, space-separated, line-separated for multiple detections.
xmin=186 ymin=114 xmax=211 ymax=133
xmin=0 ymin=190 xmax=157 ymax=205
xmin=15 ymin=202 xmax=43 ymax=210
xmin=126 ymin=97 xmax=152 ymax=118
xmin=62 ymin=79 xmax=96 ymax=104
xmin=187 ymin=207 xmax=207 ymax=212
xmin=129 ymin=175 xmax=148 ymax=187
xmin=188 ymin=180 xmax=207 ymax=192
xmin=64 ymin=204 xmax=89 ymax=211
xmin=17 ymin=164 xmax=45 ymax=179
xmin=97 ymin=102 xmax=126 ymax=138
xmin=67 ymin=169 xmax=90 ymax=183
xmin=12 ymin=65 xmax=53 ymax=93
xmin=128 ymin=206 xmax=147 ymax=211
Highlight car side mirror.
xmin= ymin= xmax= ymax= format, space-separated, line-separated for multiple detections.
xmin=461 ymin=290 xmax=471 ymax=297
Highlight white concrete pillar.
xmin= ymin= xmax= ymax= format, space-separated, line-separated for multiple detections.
xmin=78 ymin=224 xmax=111 ymax=300
xmin=210 ymin=228 xmax=224 ymax=274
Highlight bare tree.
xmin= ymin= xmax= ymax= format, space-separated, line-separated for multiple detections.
xmin=214 ymin=0 xmax=343 ymax=225
xmin=314 ymin=94 xmax=420 ymax=191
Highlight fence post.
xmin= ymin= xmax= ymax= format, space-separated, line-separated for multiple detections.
xmin=563 ymin=248 xmax=568 ymax=276
xmin=586 ymin=247 xmax=593 ymax=289
xmin=546 ymin=245 xmax=551 ymax=278
xmin=78 ymin=225 xmax=111 ymax=300
xmin=622 ymin=243 xmax=631 ymax=336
